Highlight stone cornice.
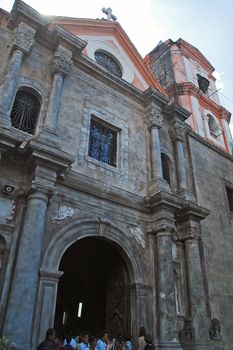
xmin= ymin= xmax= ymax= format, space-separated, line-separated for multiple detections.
xmin=144 ymin=190 xmax=184 ymax=212
xmin=51 ymin=25 xmax=87 ymax=55
xmin=143 ymin=86 xmax=169 ymax=109
xmin=62 ymin=171 xmax=148 ymax=213
xmin=188 ymin=129 xmax=233 ymax=161
xmin=7 ymin=0 xmax=50 ymax=30
xmin=166 ymin=82 xmax=231 ymax=122
xmin=165 ymin=101 xmax=191 ymax=122
xmin=176 ymin=201 xmax=210 ymax=223
xmin=25 ymin=139 xmax=74 ymax=171
xmin=75 ymin=54 xmax=145 ymax=104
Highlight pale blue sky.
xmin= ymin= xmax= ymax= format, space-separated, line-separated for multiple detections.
xmin=1 ymin=0 xmax=233 ymax=128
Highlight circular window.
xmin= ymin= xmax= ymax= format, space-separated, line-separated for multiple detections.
xmin=94 ymin=50 xmax=122 ymax=78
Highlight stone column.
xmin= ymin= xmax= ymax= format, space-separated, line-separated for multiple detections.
xmin=0 ymin=22 xmax=36 ymax=126
xmin=183 ymin=227 xmax=209 ymax=345
xmin=171 ymin=121 xmax=187 ymax=194
xmin=146 ymin=104 xmax=170 ymax=194
xmin=32 ymin=270 xmax=63 ymax=348
xmin=3 ymin=168 xmax=56 ymax=350
xmin=40 ymin=45 xmax=72 ymax=143
xmin=156 ymin=225 xmax=182 ymax=349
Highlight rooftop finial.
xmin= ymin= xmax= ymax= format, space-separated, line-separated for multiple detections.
xmin=102 ymin=7 xmax=117 ymax=21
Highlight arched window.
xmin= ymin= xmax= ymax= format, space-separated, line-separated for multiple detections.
xmin=94 ymin=50 xmax=122 ymax=78
xmin=208 ymin=114 xmax=222 ymax=138
xmin=197 ymin=73 xmax=210 ymax=94
xmin=10 ymin=89 xmax=41 ymax=134
xmin=161 ymin=153 xmax=171 ymax=186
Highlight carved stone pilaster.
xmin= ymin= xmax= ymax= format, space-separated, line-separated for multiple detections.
xmin=51 ymin=45 xmax=73 ymax=76
xmin=12 ymin=22 xmax=36 ymax=54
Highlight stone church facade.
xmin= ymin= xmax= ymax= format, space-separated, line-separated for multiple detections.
xmin=0 ymin=2 xmax=233 ymax=350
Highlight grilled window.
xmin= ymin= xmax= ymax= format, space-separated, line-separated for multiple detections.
xmin=88 ymin=118 xmax=117 ymax=167
xmin=10 ymin=89 xmax=40 ymax=134
xmin=94 ymin=50 xmax=122 ymax=78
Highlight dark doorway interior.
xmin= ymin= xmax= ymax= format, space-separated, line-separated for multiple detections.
xmin=54 ymin=237 xmax=130 ymax=338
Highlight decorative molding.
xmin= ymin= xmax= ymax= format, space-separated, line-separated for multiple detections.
xmin=12 ymin=21 xmax=36 ymax=54
xmin=129 ymin=225 xmax=146 ymax=248
xmin=51 ymin=45 xmax=73 ymax=76
xmin=0 ymin=198 xmax=15 ymax=224
xmin=51 ymin=204 xmax=75 ymax=224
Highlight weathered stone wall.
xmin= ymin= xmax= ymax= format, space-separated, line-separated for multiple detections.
xmin=189 ymin=133 xmax=233 ymax=342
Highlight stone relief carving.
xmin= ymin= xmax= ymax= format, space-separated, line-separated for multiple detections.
xmin=209 ymin=318 xmax=222 ymax=341
xmin=52 ymin=46 xmax=73 ymax=75
xmin=51 ymin=204 xmax=75 ymax=224
xmin=129 ymin=226 xmax=146 ymax=248
xmin=13 ymin=22 xmax=36 ymax=54
xmin=0 ymin=198 xmax=15 ymax=223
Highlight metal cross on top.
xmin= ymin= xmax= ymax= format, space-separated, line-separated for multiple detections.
xmin=102 ymin=7 xmax=117 ymax=21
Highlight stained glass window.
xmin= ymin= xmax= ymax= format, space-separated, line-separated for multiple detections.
xmin=88 ymin=118 xmax=117 ymax=167
xmin=10 ymin=89 xmax=40 ymax=134
xmin=94 ymin=50 xmax=122 ymax=78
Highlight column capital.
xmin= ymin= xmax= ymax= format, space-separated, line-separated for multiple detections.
xmin=170 ymin=120 xmax=186 ymax=142
xmin=147 ymin=223 xmax=176 ymax=236
xmin=51 ymin=45 xmax=73 ymax=76
xmin=177 ymin=221 xmax=202 ymax=242
xmin=12 ymin=21 xmax=36 ymax=54
xmin=145 ymin=103 xmax=163 ymax=130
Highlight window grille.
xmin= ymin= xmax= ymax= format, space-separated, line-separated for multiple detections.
xmin=10 ymin=90 xmax=40 ymax=134
xmin=88 ymin=118 xmax=117 ymax=167
xmin=94 ymin=50 xmax=122 ymax=78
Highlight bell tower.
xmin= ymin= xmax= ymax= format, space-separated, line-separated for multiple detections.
xmin=145 ymin=38 xmax=232 ymax=153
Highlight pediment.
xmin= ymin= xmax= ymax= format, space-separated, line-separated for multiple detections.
xmin=49 ymin=16 xmax=166 ymax=94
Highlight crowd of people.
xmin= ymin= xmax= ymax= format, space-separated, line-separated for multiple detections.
xmin=37 ymin=327 xmax=155 ymax=350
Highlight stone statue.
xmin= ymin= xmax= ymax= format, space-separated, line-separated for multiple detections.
xmin=209 ymin=318 xmax=222 ymax=340
xmin=179 ymin=318 xmax=195 ymax=342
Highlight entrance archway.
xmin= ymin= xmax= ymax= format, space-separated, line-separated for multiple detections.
xmin=54 ymin=237 xmax=131 ymax=337
xmin=33 ymin=219 xmax=150 ymax=348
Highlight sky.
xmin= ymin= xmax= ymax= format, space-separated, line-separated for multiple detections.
xmin=1 ymin=0 xmax=233 ymax=131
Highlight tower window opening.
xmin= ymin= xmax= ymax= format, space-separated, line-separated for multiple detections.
xmin=197 ymin=74 xmax=210 ymax=94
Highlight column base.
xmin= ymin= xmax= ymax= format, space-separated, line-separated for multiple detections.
xmin=0 ymin=107 xmax=11 ymax=127
xmin=158 ymin=341 xmax=183 ymax=350
xmin=148 ymin=177 xmax=171 ymax=196
xmin=176 ymin=188 xmax=196 ymax=202
xmin=37 ymin=128 xmax=61 ymax=148
xmin=180 ymin=342 xmax=213 ymax=350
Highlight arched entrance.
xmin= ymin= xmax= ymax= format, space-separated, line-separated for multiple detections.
xmin=33 ymin=219 xmax=151 ymax=349
xmin=54 ymin=237 xmax=131 ymax=337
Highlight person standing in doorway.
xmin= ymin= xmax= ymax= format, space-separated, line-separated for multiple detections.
xmin=37 ymin=328 xmax=57 ymax=350
xmin=79 ymin=333 xmax=89 ymax=350
xmin=144 ymin=334 xmax=155 ymax=350
xmin=137 ymin=327 xmax=146 ymax=350
xmin=95 ymin=331 xmax=108 ymax=350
